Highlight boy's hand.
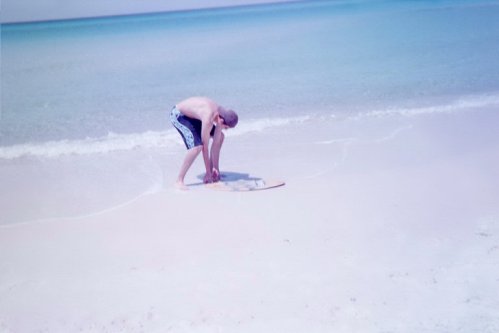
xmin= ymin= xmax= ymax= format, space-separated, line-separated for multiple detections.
xmin=212 ymin=168 xmax=221 ymax=182
xmin=204 ymin=173 xmax=213 ymax=184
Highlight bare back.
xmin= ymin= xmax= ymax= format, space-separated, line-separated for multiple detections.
xmin=176 ymin=96 xmax=219 ymax=123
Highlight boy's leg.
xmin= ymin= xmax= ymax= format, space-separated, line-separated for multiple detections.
xmin=210 ymin=131 xmax=224 ymax=181
xmin=176 ymin=145 xmax=202 ymax=187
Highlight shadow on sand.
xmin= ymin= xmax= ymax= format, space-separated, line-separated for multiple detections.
xmin=187 ymin=171 xmax=262 ymax=187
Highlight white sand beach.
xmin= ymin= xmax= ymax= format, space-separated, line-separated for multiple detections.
xmin=1 ymin=105 xmax=498 ymax=332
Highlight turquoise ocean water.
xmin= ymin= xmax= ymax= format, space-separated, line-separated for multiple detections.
xmin=1 ymin=0 xmax=499 ymax=223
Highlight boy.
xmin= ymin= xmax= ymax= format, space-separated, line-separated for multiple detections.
xmin=170 ymin=96 xmax=238 ymax=189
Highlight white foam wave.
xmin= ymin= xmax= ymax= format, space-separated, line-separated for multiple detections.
xmin=1 ymin=92 xmax=495 ymax=160
xmin=0 ymin=130 xmax=181 ymax=160
xmin=0 ymin=116 xmax=311 ymax=160
xmin=227 ymin=115 xmax=311 ymax=136
xmin=355 ymin=93 xmax=499 ymax=119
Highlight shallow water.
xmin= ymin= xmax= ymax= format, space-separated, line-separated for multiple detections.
xmin=2 ymin=0 xmax=499 ymax=146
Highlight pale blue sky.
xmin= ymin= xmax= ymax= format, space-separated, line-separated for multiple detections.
xmin=1 ymin=0 xmax=297 ymax=23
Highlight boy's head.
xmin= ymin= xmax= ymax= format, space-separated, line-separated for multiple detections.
xmin=218 ymin=108 xmax=238 ymax=128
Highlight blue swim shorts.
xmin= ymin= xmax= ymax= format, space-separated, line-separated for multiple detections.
xmin=170 ymin=106 xmax=215 ymax=149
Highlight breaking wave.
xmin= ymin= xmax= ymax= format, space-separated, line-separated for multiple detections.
xmin=0 ymin=116 xmax=310 ymax=160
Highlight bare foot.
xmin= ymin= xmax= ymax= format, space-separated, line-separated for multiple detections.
xmin=174 ymin=181 xmax=189 ymax=191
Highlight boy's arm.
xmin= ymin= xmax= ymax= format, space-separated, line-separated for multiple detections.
xmin=210 ymin=126 xmax=224 ymax=181
xmin=201 ymin=114 xmax=215 ymax=183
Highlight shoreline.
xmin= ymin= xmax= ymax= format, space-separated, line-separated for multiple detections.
xmin=1 ymin=100 xmax=499 ymax=225
xmin=1 ymin=90 xmax=499 ymax=158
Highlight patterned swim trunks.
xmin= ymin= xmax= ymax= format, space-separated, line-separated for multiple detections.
xmin=170 ymin=106 xmax=215 ymax=149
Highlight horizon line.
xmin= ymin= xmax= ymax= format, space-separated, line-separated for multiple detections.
xmin=0 ymin=0 xmax=315 ymax=26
